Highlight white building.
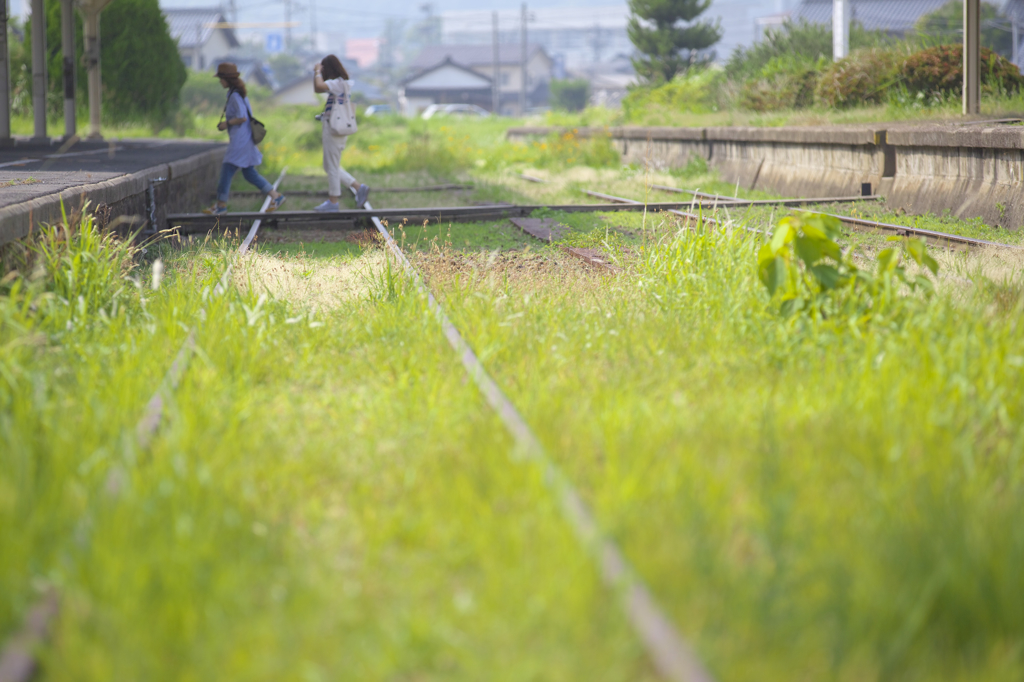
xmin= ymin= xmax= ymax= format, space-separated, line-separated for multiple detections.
xmin=163 ymin=8 xmax=239 ymax=72
xmin=404 ymin=44 xmax=553 ymax=115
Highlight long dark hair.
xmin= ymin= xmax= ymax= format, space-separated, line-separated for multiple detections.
xmin=223 ymin=75 xmax=247 ymax=97
xmin=321 ymin=54 xmax=349 ymax=81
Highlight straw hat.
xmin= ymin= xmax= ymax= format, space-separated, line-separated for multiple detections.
xmin=214 ymin=62 xmax=240 ymax=79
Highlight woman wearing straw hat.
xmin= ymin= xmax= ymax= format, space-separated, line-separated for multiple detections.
xmin=203 ymin=62 xmax=286 ymax=215
xmin=313 ymin=55 xmax=369 ymax=211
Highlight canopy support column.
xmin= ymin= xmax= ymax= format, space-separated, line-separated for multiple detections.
xmin=83 ymin=7 xmax=102 ymax=139
xmin=61 ymin=0 xmax=76 ymax=139
xmin=30 ymin=0 xmax=47 ymax=141
xmin=0 ymin=0 xmax=11 ymax=145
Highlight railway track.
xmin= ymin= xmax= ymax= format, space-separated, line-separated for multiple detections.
xmin=359 ymin=194 xmax=714 ymax=682
xmin=3 ymin=175 xmax=714 ymax=682
xmin=0 ymin=169 xmax=289 ymax=682
xmin=12 ymin=168 xmax=1018 ymax=680
xmin=587 ymin=186 xmax=1021 ymax=250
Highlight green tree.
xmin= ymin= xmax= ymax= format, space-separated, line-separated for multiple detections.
xmin=24 ymin=0 xmax=186 ymax=124
xmin=550 ymin=79 xmax=591 ymax=111
xmin=627 ymin=0 xmax=722 ymax=84
xmin=913 ymin=0 xmax=1012 ymax=56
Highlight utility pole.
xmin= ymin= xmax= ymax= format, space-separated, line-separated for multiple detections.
xmin=1013 ymin=18 xmax=1019 ymax=68
xmin=0 ymin=0 xmax=11 ymax=145
xmin=310 ymin=0 xmax=316 ymax=51
xmin=964 ymin=0 xmax=980 ymax=114
xmin=284 ymin=0 xmax=292 ymax=51
xmin=492 ymin=11 xmax=500 ymax=114
xmin=520 ymin=2 xmax=527 ymax=115
xmin=229 ymin=0 xmax=237 ymax=24
xmin=832 ymin=0 xmax=849 ymax=60
xmin=61 ymin=0 xmax=76 ymax=139
xmin=30 ymin=0 xmax=46 ymax=141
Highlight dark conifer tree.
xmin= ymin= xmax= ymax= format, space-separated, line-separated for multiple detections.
xmin=627 ymin=0 xmax=723 ymax=83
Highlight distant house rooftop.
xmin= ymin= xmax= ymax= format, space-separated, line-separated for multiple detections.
xmin=163 ymin=8 xmax=239 ymax=50
xmin=409 ymin=44 xmax=548 ymax=71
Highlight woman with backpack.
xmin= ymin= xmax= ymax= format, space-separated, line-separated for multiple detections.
xmin=313 ymin=55 xmax=370 ymax=212
xmin=203 ymin=62 xmax=286 ymax=215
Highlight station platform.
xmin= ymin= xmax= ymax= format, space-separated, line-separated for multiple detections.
xmin=0 ymin=137 xmax=225 ymax=246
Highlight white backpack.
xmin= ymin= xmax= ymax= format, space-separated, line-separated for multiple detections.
xmin=327 ymin=81 xmax=358 ymax=136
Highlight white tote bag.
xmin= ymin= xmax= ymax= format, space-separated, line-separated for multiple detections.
xmin=327 ymin=82 xmax=358 ymax=136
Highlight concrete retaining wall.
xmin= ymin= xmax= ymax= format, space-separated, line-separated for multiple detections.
xmin=0 ymin=146 xmax=224 ymax=247
xmin=507 ymin=123 xmax=1024 ymax=229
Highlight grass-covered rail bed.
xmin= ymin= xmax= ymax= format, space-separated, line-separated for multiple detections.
xmin=3 ymin=173 xmax=1024 ymax=681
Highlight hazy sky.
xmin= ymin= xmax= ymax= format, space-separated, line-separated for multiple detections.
xmin=10 ymin=0 xmax=802 ymax=60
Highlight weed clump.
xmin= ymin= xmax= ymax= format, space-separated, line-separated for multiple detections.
xmin=758 ymin=212 xmax=938 ymax=326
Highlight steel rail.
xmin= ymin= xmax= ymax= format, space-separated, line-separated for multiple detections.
xmin=0 ymin=169 xmax=288 ymax=682
xmin=359 ymin=191 xmax=714 ymax=682
xmin=649 ymin=184 xmax=881 ymax=207
xmin=165 ymin=202 xmax=727 ymax=230
xmin=581 ymin=189 xmax=721 ymax=227
xmin=139 ymin=167 xmax=287 ymax=444
xmin=231 ymin=183 xmax=473 ymax=196
xmin=603 ymin=187 xmax=1023 ymax=250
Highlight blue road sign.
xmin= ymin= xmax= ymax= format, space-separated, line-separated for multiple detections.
xmin=266 ymin=33 xmax=283 ymax=53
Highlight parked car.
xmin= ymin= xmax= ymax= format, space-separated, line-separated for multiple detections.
xmin=421 ymin=103 xmax=491 ymax=120
xmin=364 ymin=104 xmax=393 ymax=116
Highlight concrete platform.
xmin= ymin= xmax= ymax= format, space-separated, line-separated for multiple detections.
xmin=0 ymin=138 xmax=225 ymax=246
xmin=507 ymin=121 xmax=1024 ymax=230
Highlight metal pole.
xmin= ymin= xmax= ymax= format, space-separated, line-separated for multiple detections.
xmin=30 ymin=0 xmax=47 ymax=141
xmin=0 ymin=0 xmax=11 ymax=144
xmin=309 ymin=0 xmax=316 ymax=51
xmin=832 ymin=0 xmax=848 ymax=60
xmin=285 ymin=0 xmax=292 ymax=51
xmin=964 ymin=0 xmax=980 ymax=115
xmin=520 ymin=2 xmax=526 ymax=115
xmin=1013 ymin=18 xmax=1019 ymax=68
xmin=84 ymin=8 xmax=102 ymax=138
xmin=61 ymin=0 xmax=76 ymax=139
xmin=492 ymin=11 xmax=500 ymax=114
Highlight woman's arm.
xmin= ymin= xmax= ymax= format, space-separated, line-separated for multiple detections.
xmin=313 ymin=63 xmax=329 ymax=93
xmin=218 ymin=117 xmax=247 ymax=131
xmin=218 ymin=91 xmax=248 ymax=130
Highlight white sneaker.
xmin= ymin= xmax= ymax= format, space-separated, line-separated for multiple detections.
xmin=313 ymin=201 xmax=340 ymax=212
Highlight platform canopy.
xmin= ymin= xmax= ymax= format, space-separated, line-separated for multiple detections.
xmin=1 ymin=0 xmax=117 ymax=146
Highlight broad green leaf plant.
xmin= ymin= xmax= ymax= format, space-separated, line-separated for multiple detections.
xmin=758 ymin=212 xmax=939 ymax=325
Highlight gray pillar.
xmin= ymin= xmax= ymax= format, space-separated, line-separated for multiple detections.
xmin=31 ymin=0 xmax=47 ymax=141
xmin=519 ymin=3 xmax=526 ymax=115
xmin=61 ymin=0 xmax=76 ymax=139
xmin=1013 ymin=19 xmax=1019 ymax=68
xmin=964 ymin=0 xmax=980 ymax=115
xmin=492 ymin=11 xmax=499 ymax=114
xmin=832 ymin=0 xmax=849 ymax=60
xmin=84 ymin=9 xmax=102 ymax=138
xmin=0 ymin=0 xmax=11 ymax=144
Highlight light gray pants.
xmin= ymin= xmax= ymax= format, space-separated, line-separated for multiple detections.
xmin=322 ymin=125 xmax=356 ymax=196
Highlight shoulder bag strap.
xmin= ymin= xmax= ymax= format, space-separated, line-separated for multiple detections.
xmin=219 ymin=87 xmax=232 ymax=126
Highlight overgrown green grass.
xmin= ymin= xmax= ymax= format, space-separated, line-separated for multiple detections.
xmin=0 ymin=213 xmax=655 ymax=680
xmin=5 ymin=173 xmax=1024 ymax=680
xmin=431 ymin=219 xmax=1024 ymax=681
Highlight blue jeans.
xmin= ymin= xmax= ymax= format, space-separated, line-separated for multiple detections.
xmin=217 ymin=162 xmax=272 ymax=202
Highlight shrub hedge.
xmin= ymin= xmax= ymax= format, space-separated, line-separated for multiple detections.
xmin=626 ymin=40 xmax=1024 ymax=119
xmin=902 ymin=44 xmax=1024 ymax=96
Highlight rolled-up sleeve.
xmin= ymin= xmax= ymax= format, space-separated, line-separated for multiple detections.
xmin=226 ymin=92 xmax=245 ymax=120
